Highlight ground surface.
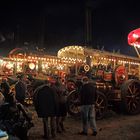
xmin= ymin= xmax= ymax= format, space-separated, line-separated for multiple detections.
xmin=28 ymin=108 xmax=140 ymax=140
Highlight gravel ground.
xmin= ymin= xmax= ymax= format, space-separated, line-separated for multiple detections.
xmin=28 ymin=108 xmax=140 ymax=140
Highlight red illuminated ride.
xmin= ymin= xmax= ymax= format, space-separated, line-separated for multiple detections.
xmin=128 ymin=28 xmax=140 ymax=58
xmin=128 ymin=28 xmax=140 ymax=48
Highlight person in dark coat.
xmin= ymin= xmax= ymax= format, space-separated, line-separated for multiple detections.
xmin=15 ymin=74 xmax=27 ymax=105
xmin=78 ymin=78 xmax=97 ymax=136
xmin=33 ymin=82 xmax=58 ymax=139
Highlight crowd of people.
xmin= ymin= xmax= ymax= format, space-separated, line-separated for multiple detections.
xmin=0 ymin=74 xmax=98 ymax=140
xmin=0 ymin=75 xmax=33 ymax=140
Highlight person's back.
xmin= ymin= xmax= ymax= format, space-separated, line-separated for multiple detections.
xmin=34 ymin=84 xmax=58 ymax=117
xmin=33 ymin=84 xmax=58 ymax=139
xmin=80 ymin=82 xmax=96 ymax=105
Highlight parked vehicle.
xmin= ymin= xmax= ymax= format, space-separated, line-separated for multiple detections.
xmin=66 ymin=65 xmax=140 ymax=120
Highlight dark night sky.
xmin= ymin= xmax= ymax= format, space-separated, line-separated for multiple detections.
xmin=0 ymin=0 xmax=140 ymax=57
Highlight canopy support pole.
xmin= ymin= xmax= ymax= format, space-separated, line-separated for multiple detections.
xmin=134 ymin=45 xmax=140 ymax=58
xmin=134 ymin=45 xmax=140 ymax=80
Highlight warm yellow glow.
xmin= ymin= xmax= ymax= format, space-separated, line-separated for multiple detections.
xmin=29 ymin=63 xmax=35 ymax=70
xmin=6 ymin=63 xmax=13 ymax=69
xmin=0 ymin=59 xmax=3 ymax=64
xmin=57 ymin=46 xmax=85 ymax=63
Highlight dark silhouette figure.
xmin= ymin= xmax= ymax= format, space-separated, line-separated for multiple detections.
xmin=15 ymin=75 xmax=27 ymax=105
xmin=33 ymin=83 xmax=58 ymax=139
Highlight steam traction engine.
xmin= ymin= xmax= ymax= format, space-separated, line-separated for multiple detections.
xmin=67 ymin=64 xmax=140 ymax=120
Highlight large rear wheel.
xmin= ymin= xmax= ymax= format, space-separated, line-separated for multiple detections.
xmin=121 ymin=79 xmax=140 ymax=115
xmin=67 ymin=90 xmax=108 ymax=119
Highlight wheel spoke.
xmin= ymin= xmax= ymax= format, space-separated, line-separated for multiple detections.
xmin=131 ymin=103 xmax=138 ymax=112
xmin=127 ymin=100 xmax=132 ymax=111
xmin=127 ymin=100 xmax=139 ymax=112
xmin=96 ymin=96 xmax=99 ymax=104
xmin=131 ymin=83 xmax=140 ymax=95
xmin=98 ymin=99 xmax=104 ymax=105
xmin=132 ymin=84 xmax=136 ymax=93
xmin=135 ymin=91 xmax=140 ymax=96
xmin=133 ymin=87 xmax=138 ymax=93
xmin=128 ymin=85 xmax=133 ymax=94
xmin=136 ymin=97 xmax=140 ymax=100
xmin=126 ymin=95 xmax=133 ymax=98
xmin=132 ymin=103 xmax=137 ymax=109
xmin=133 ymin=100 xmax=139 ymax=106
